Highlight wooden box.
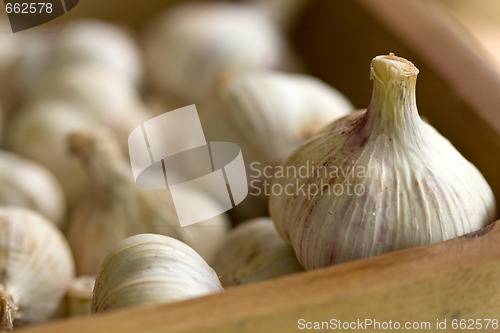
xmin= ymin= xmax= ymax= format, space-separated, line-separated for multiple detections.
xmin=18 ymin=0 xmax=500 ymax=332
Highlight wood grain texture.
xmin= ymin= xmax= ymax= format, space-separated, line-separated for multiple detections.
xmin=17 ymin=221 xmax=500 ymax=333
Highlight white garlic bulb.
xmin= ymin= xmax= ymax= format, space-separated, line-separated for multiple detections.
xmin=0 ymin=151 xmax=66 ymax=227
xmin=33 ymin=65 xmax=149 ymax=149
xmin=66 ymin=129 xmax=230 ymax=275
xmin=66 ymin=276 xmax=95 ymax=317
xmin=91 ymin=233 xmax=223 ymax=313
xmin=269 ymin=54 xmax=497 ymax=269
xmin=197 ymin=70 xmax=353 ymax=222
xmin=7 ymin=101 xmax=95 ymax=205
xmin=7 ymin=66 xmax=150 ymax=204
xmin=47 ymin=19 xmax=142 ymax=85
xmin=213 ymin=218 xmax=303 ymax=287
xmin=0 ymin=207 xmax=74 ymax=330
xmin=143 ymin=2 xmax=292 ymax=104
xmin=202 ymin=70 xmax=354 ymax=169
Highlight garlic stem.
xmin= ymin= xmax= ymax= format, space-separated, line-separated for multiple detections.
xmin=0 ymin=289 xmax=16 ymax=331
xmin=66 ymin=276 xmax=94 ymax=317
xmin=367 ymin=53 xmax=422 ymax=138
xmin=67 ymin=131 xmax=131 ymax=190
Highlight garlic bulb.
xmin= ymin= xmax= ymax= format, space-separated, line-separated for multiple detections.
xmin=197 ymin=70 xmax=353 ymax=222
xmin=7 ymin=101 xmax=95 ymax=205
xmin=67 ymin=129 xmax=229 ymax=275
xmin=213 ymin=218 xmax=303 ymax=287
xmin=66 ymin=276 xmax=95 ymax=317
xmin=33 ymin=65 xmax=149 ymax=149
xmin=7 ymin=66 xmax=150 ymax=204
xmin=203 ymin=70 xmax=354 ymax=169
xmin=47 ymin=19 xmax=142 ymax=85
xmin=91 ymin=233 xmax=223 ymax=313
xmin=0 ymin=207 xmax=74 ymax=330
xmin=269 ymin=54 xmax=497 ymax=269
xmin=0 ymin=151 xmax=66 ymax=227
xmin=143 ymin=2 xmax=292 ymax=104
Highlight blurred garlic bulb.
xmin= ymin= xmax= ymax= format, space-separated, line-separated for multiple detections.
xmin=143 ymin=2 xmax=292 ymax=104
xmin=47 ymin=19 xmax=142 ymax=85
xmin=92 ymin=233 xmax=223 ymax=313
xmin=33 ymin=65 xmax=149 ymax=149
xmin=0 ymin=151 xmax=66 ymax=227
xmin=199 ymin=70 xmax=353 ymax=222
xmin=0 ymin=207 xmax=74 ymax=330
xmin=8 ymin=32 xmax=55 ymax=110
xmin=66 ymin=129 xmax=229 ymax=275
xmin=66 ymin=276 xmax=95 ymax=317
xmin=269 ymin=54 xmax=497 ymax=269
xmin=213 ymin=218 xmax=303 ymax=287
xmin=7 ymin=101 xmax=95 ymax=205
xmin=203 ymin=70 xmax=354 ymax=168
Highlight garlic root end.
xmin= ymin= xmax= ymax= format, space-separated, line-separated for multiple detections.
xmin=0 ymin=290 xmax=16 ymax=331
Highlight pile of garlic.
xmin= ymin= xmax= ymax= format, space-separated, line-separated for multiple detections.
xmin=143 ymin=1 xmax=294 ymax=106
xmin=0 ymin=1 xmax=497 ymax=330
xmin=66 ymin=128 xmax=230 ymax=275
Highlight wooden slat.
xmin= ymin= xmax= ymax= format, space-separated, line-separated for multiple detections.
xmin=17 ymin=221 xmax=500 ymax=333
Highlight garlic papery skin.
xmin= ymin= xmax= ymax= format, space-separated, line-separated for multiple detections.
xmin=67 ymin=129 xmax=229 ymax=275
xmin=91 ymin=233 xmax=223 ymax=313
xmin=7 ymin=101 xmax=95 ymax=205
xmin=0 ymin=151 xmax=66 ymax=228
xmin=202 ymin=70 xmax=354 ymax=169
xmin=0 ymin=207 xmax=75 ymax=330
xmin=66 ymin=276 xmax=95 ymax=317
xmin=47 ymin=19 xmax=142 ymax=85
xmin=213 ymin=218 xmax=303 ymax=287
xmin=143 ymin=2 xmax=291 ymax=104
xmin=269 ymin=54 xmax=497 ymax=270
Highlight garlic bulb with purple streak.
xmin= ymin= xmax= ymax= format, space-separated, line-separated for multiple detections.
xmin=269 ymin=54 xmax=496 ymax=269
